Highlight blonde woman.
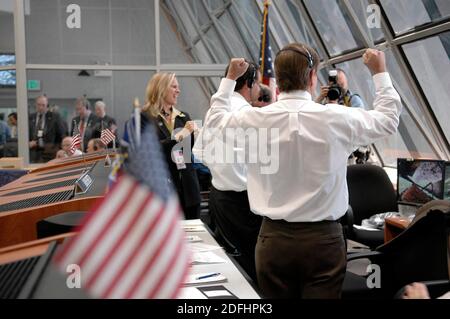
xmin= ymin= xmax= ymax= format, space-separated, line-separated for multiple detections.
xmin=142 ymin=72 xmax=201 ymax=219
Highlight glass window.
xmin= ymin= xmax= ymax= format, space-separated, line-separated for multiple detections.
xmin=403 ymin=32 xmax=450 ymax=144
xmin=336 ymin=57 xmax=437 ymax=166
xmin=349 ymin=0 xmax=384 ymax=43
xmin=304 ymin=0 xmax=365 ymax=56
xmin=0 ymin=5 xmax=17 ymax=158
xmin=204 ymin=0 xmax=226 ymax=12
xmin=381 ymin=0 xmax=450 ymax=35
xmin=278 ymin=0 xmax=327 ymax=57
xmin=25 ymin=0 xmax=156 ymax=65
xmin=0 ymin=8 xmax=16 ymax=88
xmin=216 ymin=11 xmax=253 ymax=60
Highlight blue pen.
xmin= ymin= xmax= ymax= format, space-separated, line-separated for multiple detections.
xmin=196 ymin=273 xmax=221 ymax=280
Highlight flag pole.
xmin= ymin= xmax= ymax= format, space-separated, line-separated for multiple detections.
xmin=75 ymin=119 xmax=88 ymax=173
xmin=133 ymin=97 xmax=141 ymax=147
xmin=102 ymin=120 xmax=111 ymax=167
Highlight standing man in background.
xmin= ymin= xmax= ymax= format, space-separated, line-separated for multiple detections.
xmin=7 ymin=112 xmax=17 ymax=139
xmin=205 ymin=45 xmax=401 ymax=298
xmin=94 ymin=100 xmax=118 ymax=147
xmin=0 ymin=115 xmax=11 ymax=158
xmin=29 ymin=95 xmax=65 ymax=162
xmin=71 ymin=97 xmax=99 ymax=152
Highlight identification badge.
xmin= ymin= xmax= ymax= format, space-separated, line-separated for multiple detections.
xmin=37 ymin=130 xmax=44 ymax=138
xmin=172 ymin=150 xmax=186 ymax=170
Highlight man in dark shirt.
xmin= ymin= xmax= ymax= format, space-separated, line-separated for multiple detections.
xmin=29 ymin=95 xmax=65 ymax=162
xmin=94 ymin=100 xmax=118 ymax=147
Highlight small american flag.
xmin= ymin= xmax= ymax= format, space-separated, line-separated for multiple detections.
xmin=70 ymin=124 xmax=82 ymax=155
xmin=100 ymin=127 xmax=115 ymax=146
xmin=259 ymin=0 xmax=277 ymax=97
xmin=55 ymin=125 xmax=190 ymax=299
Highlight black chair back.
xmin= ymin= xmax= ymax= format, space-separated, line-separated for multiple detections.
xmin=347 ymin=164 xmax=398 ymax=225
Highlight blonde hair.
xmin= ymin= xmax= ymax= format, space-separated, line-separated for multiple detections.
xmin=144 ymin=72 xmax=176 ymax=117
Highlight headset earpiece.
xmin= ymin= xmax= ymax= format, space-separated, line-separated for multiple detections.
xmin=246 ymin=65 xmax=256 ymax=89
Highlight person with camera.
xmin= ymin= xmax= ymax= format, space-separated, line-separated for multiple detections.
xmin=315 ymin=68 xmax=364 ymax=108
xmin=317 ymin=69 xmax=373 ymax=164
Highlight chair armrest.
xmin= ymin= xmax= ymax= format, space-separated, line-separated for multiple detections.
xmin=339 ymin=205 xmax=354 ymax=239
xmin=347 ymin=250 xmax=383 ymax=262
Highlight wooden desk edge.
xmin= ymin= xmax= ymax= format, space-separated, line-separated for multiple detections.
xmin=0 ymin=232 xmax=77 ymax=265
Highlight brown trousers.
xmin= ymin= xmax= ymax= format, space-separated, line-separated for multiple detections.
xmin=255 ymin=217 xmax=347 ymax=299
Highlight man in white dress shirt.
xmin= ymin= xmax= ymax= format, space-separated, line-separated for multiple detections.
xmin=193 ymin=61 xmax=262 ymax=282
xmin=204 ymin=43 xmax=402 ymax=298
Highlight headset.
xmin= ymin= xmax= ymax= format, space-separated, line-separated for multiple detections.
xmin=246 ymin=63 xmax=257 ymax=89
xmin=226 ymin=60 xmax=257 ymax=91
xmin=277 ymin=46 xmax=314 ymax=69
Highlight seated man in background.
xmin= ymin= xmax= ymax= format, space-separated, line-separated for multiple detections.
xmin=86 ymin=138 xmax=106 ymax=154
xmin=54 ymin=136 xmax=82 ymax=159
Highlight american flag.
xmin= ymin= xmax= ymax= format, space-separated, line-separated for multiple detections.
xmin=259 ymin=0 xmax=277 ymax=97
xmin=100 ymin=127 xmax=115 ymax=146
xmin=70 ymin=124 xmax=82 ymax=155
xmin=54 ymin=125 xmax=190 ymax=299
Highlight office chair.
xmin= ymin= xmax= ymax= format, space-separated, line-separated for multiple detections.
xmin=343 ymin=164 xmax=398 ymax=249
xmin=343 ymin=203 xmax=450 ymax=299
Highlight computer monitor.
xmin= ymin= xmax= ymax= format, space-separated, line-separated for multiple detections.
xmin=0 ymin=54 xmax=16 ymax=87
xmin=397 ymin=158 xmax=445 ymax=206
xmin=444 ymin=162 xmax=450 ymax=201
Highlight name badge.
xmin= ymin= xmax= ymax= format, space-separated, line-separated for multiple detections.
xmin=37 ymin=130 xmax=44 ymax=138
xmin=172 ymin=150 xmax=186 ymax=170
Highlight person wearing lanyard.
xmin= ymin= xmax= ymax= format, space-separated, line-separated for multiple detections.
xmin=204 ymin=44 xmax=402 ymax=298
xmin=142 ymin=72 xmax=201 ymax=220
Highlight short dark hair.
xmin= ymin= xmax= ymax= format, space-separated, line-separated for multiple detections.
xmin=76 ymin=96 xmax=91 ymax=110
xmin=225 ymin=60 xmax=258 ymax=92
xmin=8 ymin=112 xmax=17 ymax=121
xmin=275 ymin=43 xmax=320 ymax=93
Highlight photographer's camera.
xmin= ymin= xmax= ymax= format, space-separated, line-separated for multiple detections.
xmin=327 ymin=70 xmax=342 ymax=101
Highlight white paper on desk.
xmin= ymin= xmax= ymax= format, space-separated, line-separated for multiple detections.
xmin=181 ymin=219 xmax=204 ymax=227
xmin=190 ymin=243 xmax=222 ymax=253
xmin=178 ymin=287 xmax=207 ymax=299
xmin=191 ymin=251 xmax=227 ymax=264
xmin=184 ymin=273 xmax=227 ymax=286
xmin=185 ymin=235 xmax=203 ymax=243
xmin=203 ymin=290 xmax=232 ymax=298
xmin=182 ymin=225 xmax=206 ymax=233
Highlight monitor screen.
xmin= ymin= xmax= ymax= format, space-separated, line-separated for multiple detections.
xmin=397 ymin=158 xmax=445 ymax=205
xmin=0 ymin=54 xmax=16 ymax=87
xmin=444 ymin=162 xmax=450 ymax=201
